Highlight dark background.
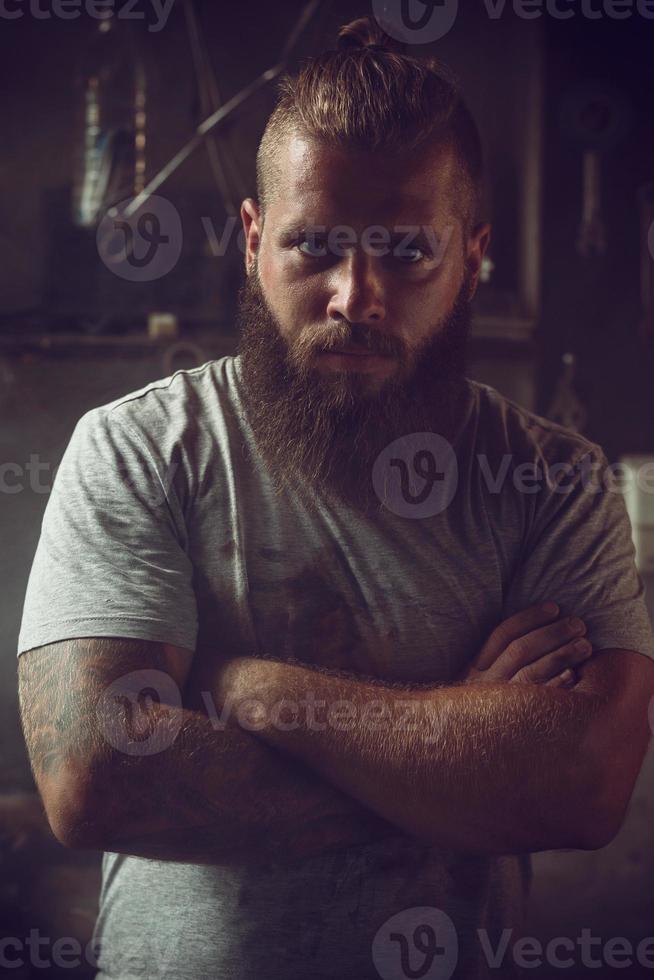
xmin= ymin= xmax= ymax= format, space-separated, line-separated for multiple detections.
xmin=1 ymin=2 xmax=654 ymax=977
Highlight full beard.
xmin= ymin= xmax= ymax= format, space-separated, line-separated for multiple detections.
xmin=235 ymin=267 xmax=472 ymax=517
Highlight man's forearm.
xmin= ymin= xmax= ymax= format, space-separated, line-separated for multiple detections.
xmin=224 ymin=658 xmax=607 ymax=854
xmin=85 ymin=700 xmax=399 ymax=864
xmin=18 ymin=638 xmax=399 ymax=865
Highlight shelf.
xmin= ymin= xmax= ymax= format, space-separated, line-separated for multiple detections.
xmin=0 ymin=317 xmax=536 ymax=355
xmin=0 ymin=330 xmax=236 ymax=355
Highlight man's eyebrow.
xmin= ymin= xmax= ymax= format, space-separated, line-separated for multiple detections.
xmin=275 ymin=222 xmax=332 ymax=241
xmin=388 ymin=226 xmax=443 ymax=248
xmin=275 ymin=223 xmax=445 ymax=246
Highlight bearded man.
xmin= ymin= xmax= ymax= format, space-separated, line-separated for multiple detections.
xmin=17 ymin=15 xmax=654 ymax=980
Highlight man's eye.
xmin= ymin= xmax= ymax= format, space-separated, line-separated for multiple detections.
xmin=392 ymin=246 xmax=427 ymax=264
xmin=296 ymin=238 xmax=329 ymax=257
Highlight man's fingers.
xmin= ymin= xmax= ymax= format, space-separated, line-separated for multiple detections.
xmin=477 ymin=613 xmax=587 ymax=677
xmin=544 ymin=667 xmax=579 ymax=688
xmin=474 ymin=602 xmax=559 ymax=671
xmin=508 ymin=638 xmax=592 ymax=685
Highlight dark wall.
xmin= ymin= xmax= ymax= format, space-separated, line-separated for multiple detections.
xmin=538 ymin=13 xmax=654 ymax=456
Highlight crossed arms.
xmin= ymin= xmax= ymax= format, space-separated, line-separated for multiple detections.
xmin=17 ymin=625 xmax=654 ymax=863
xmin=209 ymin=646 xmax=653 ymax=853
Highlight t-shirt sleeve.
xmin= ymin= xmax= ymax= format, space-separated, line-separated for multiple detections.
xmin=17 ymin=407 xmax=198 ymax=656
xmin=502 ymin=443 xmax=654 ymax=662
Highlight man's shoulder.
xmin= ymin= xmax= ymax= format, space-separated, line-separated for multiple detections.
xmin=79 ymin=355 xmax=239 ymax=439
xmin=65 ymin=356 xmax=243 ymax=480
xmin=105 ymin=355 xmax=235 ymax=422
xmin=464 ymin=378 xmax=604 ymax=466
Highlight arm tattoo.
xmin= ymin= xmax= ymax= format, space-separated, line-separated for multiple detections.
xmin=17 ymin=638 xmax=396 ymax=863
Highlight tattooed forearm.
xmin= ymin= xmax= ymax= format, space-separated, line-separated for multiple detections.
xmin=17 ymin=639 xmax=397 ymax=864
xmin=19 ymin=639 xmax=169 ymax=782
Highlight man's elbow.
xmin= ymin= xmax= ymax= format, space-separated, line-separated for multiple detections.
xmin=503 ymin=808 xmax=622 ymax=854
xmin=52 ymin=813 xmax=103 ymax=851
xmin=568 ymin=753 xmax=634 ymax=851
xmin=501 ymin=781 xmax=628 ymax=854
xmin=574 ymin=807 xmax=623 ymax=851
xmin=569 ymin=648 xmax=654 ymax=849
xmin=507 ymin=815 xmax=616 ymax=855
xmin=39 ymin=775 xmax=104 ymax=851
xmin=577 ymin=786 xmax=632 ymax=851
xmin=575 ymin=741 xmax=648 ymax=850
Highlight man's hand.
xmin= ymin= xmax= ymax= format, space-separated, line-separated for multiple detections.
xmin=459 ymin=602 xmax=593 ymax=688
xmin=211 ymin=604 xmax=593 ymax=707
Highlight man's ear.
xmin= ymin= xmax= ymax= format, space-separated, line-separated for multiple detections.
xmin=465 ymin=222 xmax=491 ymax=300
xmin=241 ymin=198 xmax=262 ymax=275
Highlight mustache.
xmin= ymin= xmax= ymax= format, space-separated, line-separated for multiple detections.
xmin=290 ymin=321 xmax=407 ymax=366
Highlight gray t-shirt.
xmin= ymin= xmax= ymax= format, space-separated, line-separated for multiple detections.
xmin=17 ymin=355 xmax=654 ymax=980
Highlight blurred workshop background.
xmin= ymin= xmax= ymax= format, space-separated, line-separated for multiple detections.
xmin=1 ymin=1 xmax=654 ymax=976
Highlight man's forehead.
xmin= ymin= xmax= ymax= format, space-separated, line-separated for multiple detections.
xmin=270 ymin=134 xmax=458 ymax=225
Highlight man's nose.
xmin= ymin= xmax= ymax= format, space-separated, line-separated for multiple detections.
xmin=326 ymin=251 xmax=386 ymax=323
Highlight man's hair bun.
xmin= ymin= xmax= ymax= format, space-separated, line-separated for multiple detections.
xmin=336 ymin=16 xmax=408 ymax=56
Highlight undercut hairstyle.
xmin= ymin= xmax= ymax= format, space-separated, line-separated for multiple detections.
xmin=255 ymin=14 xmax=484 ymax=234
